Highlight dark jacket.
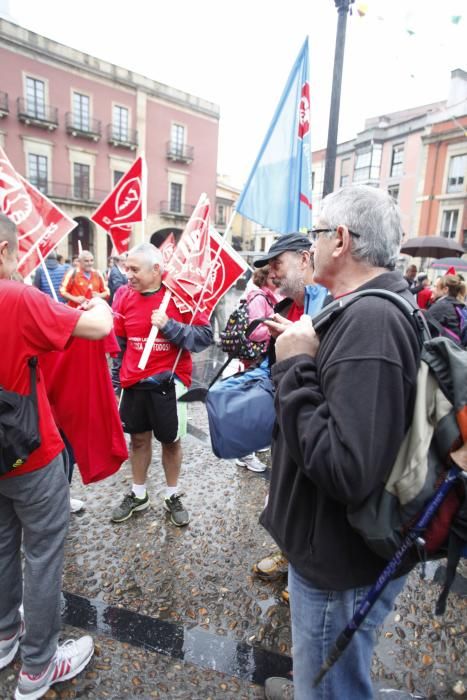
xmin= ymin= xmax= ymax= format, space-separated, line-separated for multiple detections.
xmin=425 ymin=295 xmax=465 ymax=339
xmin=108 ymin=265 xmax=128 ymax=304
xmin=260 ymin=272 xmax=420 ymax=590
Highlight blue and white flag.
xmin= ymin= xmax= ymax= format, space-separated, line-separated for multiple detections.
xmin=236 ymin=38 xmax=312 ymax=235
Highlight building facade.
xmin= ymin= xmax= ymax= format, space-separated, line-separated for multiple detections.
xmin=0 ymin=18 xmax=219 ymax=270
xmin=312 ymin=70 xmax=467 ymax=253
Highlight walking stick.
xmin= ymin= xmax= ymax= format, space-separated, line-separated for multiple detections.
xmin=313 ymin=465 xmax=466 ymax=688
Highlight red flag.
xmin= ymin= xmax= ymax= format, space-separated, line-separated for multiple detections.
xmin=0 ymin=147 xmax=77 ymax=277
xmin=171 ymin=226 xmax=248 ymax=318
xmin=162 ymin=193 xmax=212 ymax=310
xmin=91 ymin=156 xmax=147 ymax=254
xmin=40 ymin=337 xmax=128 ymax=485
xmin=446 ymin=266 xmax=457 ymax=275
xmin=159 ymin=232 xmax=176 ymax=265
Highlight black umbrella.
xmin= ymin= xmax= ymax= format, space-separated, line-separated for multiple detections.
xmin=430 ymin=257 xmax=467 ymax=272
xmin=400 ymin=236 xmax=464 ymax=259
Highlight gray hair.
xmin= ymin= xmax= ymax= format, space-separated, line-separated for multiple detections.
xmin=128 ymin=242 xmax=164 ymax=272
xmin=320 ymin=185 xmax=402 ymax=269
xmin=0 ymin=213 xmax=17 ymax=248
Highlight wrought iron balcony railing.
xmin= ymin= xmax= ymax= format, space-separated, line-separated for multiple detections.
xmin=17 ymin=97 xmax=58 ymax=130
xmin=65 ymin=113 xmax=102 ymax=141
xmin=166 ymin=141 xmax=194 ymax=163
xmin=106 ymin=124 xmax=138 ymax=150
xmin=35 ymin=181 xmax=109 ymax=204
xmin=0 ymin=91 xmax=8 ymax=117
xmin=160 ymin=201 xmax=195 ymax=219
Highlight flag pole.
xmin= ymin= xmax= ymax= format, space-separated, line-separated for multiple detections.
xmin=37 ymin=248 xmax=58 ymax=302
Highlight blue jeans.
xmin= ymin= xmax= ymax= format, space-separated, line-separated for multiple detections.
xmin=288 ymin=564 xmax=407 ymax=700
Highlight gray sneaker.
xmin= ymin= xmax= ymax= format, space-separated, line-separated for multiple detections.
xmin=164 ymin=493 xmax=190 ymax=527
xmin=111 ymin=492 xmax=150 ymax=523
xmin=265 ymin=676 xmax=294 ymax=700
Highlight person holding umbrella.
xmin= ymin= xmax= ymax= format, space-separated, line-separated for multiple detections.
xmin=262 ymin=186 xmax=420 ymax=700
xmin=425 ymin=273 xmax=467 ymax=345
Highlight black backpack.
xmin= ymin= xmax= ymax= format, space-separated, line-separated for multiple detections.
xmin=0 ymin=357 xmax=41 ymax=475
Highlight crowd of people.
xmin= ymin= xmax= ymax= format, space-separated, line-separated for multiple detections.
xmin=1 ymin=183 xmax=466 ymax=700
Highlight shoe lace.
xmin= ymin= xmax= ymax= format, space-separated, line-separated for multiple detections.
xmin=56 ymin=639 xmax=79 ymax=662
xmin=168 ymin=493 xmax=185 ymax=511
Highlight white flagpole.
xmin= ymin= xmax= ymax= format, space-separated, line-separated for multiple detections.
xmin=78 ymin=239 xmax=83 ymax=255
xmin=37 ymin=248 xmax=59 ymax=302
xmin=137 ymin=288 xmax=172 ymax=370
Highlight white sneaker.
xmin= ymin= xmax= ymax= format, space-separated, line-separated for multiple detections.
xmin=15 ymin=635 xmax=94 ymax=699
xmin=70 ymin=498 xmax=84 ymax=513
xmin=235 ymin=454 xmax=267 ymax=473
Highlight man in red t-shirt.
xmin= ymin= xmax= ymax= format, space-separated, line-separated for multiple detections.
xmin=60 ymin=249 xmax=110 ymax=308
xmin=111 ymin=242 xmax=212 ymax=528
xmin=0 ymin=214 xmax=113 ymax=698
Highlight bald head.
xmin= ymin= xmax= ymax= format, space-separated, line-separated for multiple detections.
xmin=0 ymin=214 xmax=18 ymax=279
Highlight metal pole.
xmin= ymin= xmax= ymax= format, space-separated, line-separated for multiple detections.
xmin=322 ymin=0 xmax=354 ymax=198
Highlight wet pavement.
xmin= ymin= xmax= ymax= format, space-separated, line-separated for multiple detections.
xmin=1 ymin=289 xmax=466 ymax=698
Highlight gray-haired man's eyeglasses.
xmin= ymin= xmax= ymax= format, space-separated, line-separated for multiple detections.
xmin=309 ymin=228 xmax=361 ymax=243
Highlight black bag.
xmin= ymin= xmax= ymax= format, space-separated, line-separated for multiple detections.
xmin=0 ymin=357 xmax=41 ymax=475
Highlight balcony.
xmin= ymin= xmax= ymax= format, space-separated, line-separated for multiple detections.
xmin=166 ymin=141 xmax=194 ymax=164
xmin=17 ymin=97 xmax=58 ymax=130
xmin=107 ymin=124 xmax=138 ymax=150
xmin=160 ymin=201 xmax=194 ymax=221
xmin=0 ymin=91 xmax=8 ymax=118
xmin=38 ymin=181 xmax=109 ymax=205
xmin=65 ymin=113 xmax=102 ymax=142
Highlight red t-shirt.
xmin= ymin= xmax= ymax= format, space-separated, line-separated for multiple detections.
xmin=287 ymin=302 xmax=304 ymax=322
xmin=0 ymin=281 xmax=81 ymax=479
xmin=113 ymin=285 xmax=208 ymax=389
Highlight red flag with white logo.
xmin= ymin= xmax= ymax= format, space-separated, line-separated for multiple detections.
xmin=162 ymin=193 xmax=212 ymax=310
xmin=0 ymin=147 xmax=77 ymax=277
xmin=91 ymin=156 xmax=147 ymax=254
xmin=170 ymin=226 xmax=248 ymax=318
xmin=159 ymin=232 xmax=176 ymax=265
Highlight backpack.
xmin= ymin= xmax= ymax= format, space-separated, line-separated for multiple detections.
xmin=219 ymin=294 xmax=274 ymax=361
xmin=312 ymin=289 xmax=467 ymax=612
xmin=0 ymin=357 xmax=41 ymax=475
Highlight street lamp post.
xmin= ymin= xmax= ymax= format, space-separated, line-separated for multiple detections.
xmin=322 ymin=0 xmax=354 ymax=198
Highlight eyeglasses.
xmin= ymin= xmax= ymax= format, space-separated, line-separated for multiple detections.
xmin=309 ymin=227 xmax=361 ymax=242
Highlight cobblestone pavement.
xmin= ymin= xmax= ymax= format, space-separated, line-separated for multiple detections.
xmin=1 ymin=324 xmax=466 ymax=699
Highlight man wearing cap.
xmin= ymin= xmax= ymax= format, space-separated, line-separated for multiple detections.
xmin=251 ymin=233 xmax=318 ymax=586
xmin=262 ymin=186 xmax=420 ymax=700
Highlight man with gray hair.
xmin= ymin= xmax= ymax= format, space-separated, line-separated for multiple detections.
xmin=111 ymin=242 xmax=212 ymax=526
xmin=262 ymin=186 xmax=420 ymax=699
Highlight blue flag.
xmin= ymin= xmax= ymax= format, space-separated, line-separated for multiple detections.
xmin=236 ymin=38 xmax=312 ymax=235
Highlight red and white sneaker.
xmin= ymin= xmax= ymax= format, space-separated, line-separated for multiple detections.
xmin=0 ymin=618 xmax=25 ymax=670
xmin=15 ymin=635 xmax=94 ymax=700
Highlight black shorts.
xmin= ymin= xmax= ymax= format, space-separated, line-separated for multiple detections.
xmin=120 ymin=381 xmax=180 ymax=444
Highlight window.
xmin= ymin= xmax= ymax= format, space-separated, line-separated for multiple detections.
xmin=260 ymin=237 xmax=266 ymax=252
xmin=311 ymin=171 xmax=315 ymax=190
xmin=354 ymin=145 xmax=382 ymax=182
xmin=170 ymin=182 xmax=182 ymax=213
xmin=26 ymin=77 xmax=45 ymax=119
xmin=113 ymin=170 xmax=124 ymax=186
xmin=447 ymin=154 xmax=466 ymax=193
xmin=171 ymin=124 xmax=185 ymax=156
xmin=216 ymin=203 xmax=225 ymax=226
xmin=390 ymin=144 xmax=404 ymax=178
xmin=440 ymin=209 xmax=459 ymax=239
xmin=28 ymin=154 xmax=48 ymax=193
xmin=73 ymin=92 xmax=90 ymax=131
xmin=340 ymin=158 xmax=351 ymax=187
xmin=112 ymin=105 xmax=129 ymax=141
xmin=73 ymin=163 xmax=90 ymax=200
xmin=388 ymin=185 xmax=399 ymax=202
